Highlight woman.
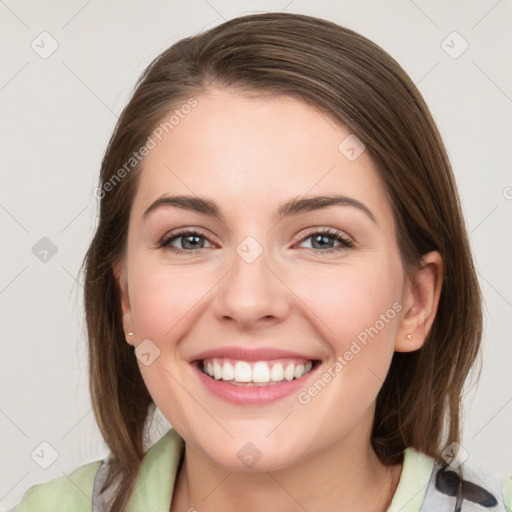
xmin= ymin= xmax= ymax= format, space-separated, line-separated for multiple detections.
xmin=10 ymin=11 xmax=512 ymax=512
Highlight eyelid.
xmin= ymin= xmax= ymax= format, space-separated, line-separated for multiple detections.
xmin=157 ymin=225 xmax=355 ymax=255
xmin=294 ymin=227 xmax=355 ymax=252
xmin=156 ymin=227 xmax=217 ymax=249
xmin=294 ymin=226 xmax=354 ymax=244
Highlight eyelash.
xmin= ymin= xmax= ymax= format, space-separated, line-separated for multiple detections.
xmin=156 ymin=227 xmax=354 ymax=255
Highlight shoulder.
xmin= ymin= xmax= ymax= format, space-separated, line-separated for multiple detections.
xmin=504 ymin=477 xmax=512 ymax=512
xmin=421 ymin=455 xmax=512 ymax=512
xmin=8 ymin=428 xmax=185 ymax=512
xmin=8 ymin=459 xmax=102 ymax=512
xmin=390 ymin=447 xmax=512 ymax=512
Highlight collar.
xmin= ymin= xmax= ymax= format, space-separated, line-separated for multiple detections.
xmin=125 ymin=427 xmax=185 ymax=511
xmin=125 ymin=428 xmax=434 ymax=512
xmin=387 ymin=446 xmax=435 ymax=511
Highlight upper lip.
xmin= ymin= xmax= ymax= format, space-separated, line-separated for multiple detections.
xmin=189 ymin=346 xmax=320 ymax=363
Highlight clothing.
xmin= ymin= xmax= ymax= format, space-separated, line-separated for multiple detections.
xmin=9 ymin=427 xmax=512 ymax=511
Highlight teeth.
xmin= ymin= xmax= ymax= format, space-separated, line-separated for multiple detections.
xmin=213 ymin=361 xmax=222 ymax=380
xmin=252 ymin=362 xmax=270 ymax=383
xmin=270 ymin=363 xmax=284 ymax=382
xmin=284 ymin=363 xmax=295 ymax=381
xmin=201 ymin=358 xmax=315 ymax=384
xmin=222 ymin=361 xmax=234 ymax=381
xmin=234 ymin=361 xmax=252 ymax=382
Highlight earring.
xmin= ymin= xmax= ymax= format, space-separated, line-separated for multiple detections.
xmin=127 ymin=332 xmax=134 ymax=336
xmin=406 ymin=334 xmax=413 ymax=342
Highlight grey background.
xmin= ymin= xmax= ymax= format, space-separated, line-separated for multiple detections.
xmin=1 ymin=0 xmax=511 ymax=508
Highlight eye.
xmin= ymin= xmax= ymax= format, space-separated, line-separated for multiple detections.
xmin=296 ymin=228 xmax=354 ymax=254
xmin=157 ymin=229 xmax=215 ymax=255
xmin=157 ymin=227 xmax=354 ymax=255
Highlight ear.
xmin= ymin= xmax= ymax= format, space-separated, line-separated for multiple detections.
xmin=112 ymin=261 xmax=135 ymax=347
xmin=395 ymin=251 xmax=443 ymax=352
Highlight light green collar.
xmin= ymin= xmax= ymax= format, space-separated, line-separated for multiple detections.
xmin=126 ymin=428 xmax=434 ymax=512
xmin=387 ymin=446 xmax=435 ymax=511
xmin=126 ymin=427 xmax=185 ymax=511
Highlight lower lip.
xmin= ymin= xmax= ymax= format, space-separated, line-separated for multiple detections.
xmin=191 ymin=362 xmax=319 ymax=406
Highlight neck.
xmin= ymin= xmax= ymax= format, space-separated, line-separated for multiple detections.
xmin=171 ymin=427 xmax=403 ymax=512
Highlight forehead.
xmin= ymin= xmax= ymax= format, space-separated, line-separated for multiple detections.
xmin=131 ymin=88 xmax=393 ymax=226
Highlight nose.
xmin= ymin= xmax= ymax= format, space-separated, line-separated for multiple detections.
xmin=212 ymin=237 xmax=292 ymax=330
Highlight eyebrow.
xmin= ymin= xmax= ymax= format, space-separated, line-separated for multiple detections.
xmin=143 ymin=194 xmax=377 ymax=224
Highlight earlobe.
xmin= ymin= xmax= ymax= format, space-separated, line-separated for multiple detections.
xmin=395 ymin=251 xmax=443 ymax=352
xmin=112 ymin=261 xmax=136 ymax=346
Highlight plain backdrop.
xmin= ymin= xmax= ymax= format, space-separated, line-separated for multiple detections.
xmin=1 ymin=0 xmax=511 ymax=509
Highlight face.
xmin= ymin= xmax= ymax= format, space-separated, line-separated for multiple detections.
xmin=115 ymin=88 xmax=416 ymax=471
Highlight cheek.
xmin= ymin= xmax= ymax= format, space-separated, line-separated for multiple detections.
xmin=304 ymin=261 xmax=402 ymax=348
xmin=126 ymin=259 xmax=210 ymax=421
xmin=128 ymin=261 xmax=208 ymax=340
xmin=291 ymin=264 xmax=402 ymax=430
xmin=299 ymin=260 xmax=402 ymax=406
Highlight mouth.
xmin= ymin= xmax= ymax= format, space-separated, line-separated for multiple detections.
xmin=193 ymin=357 xmax=322 ymax=387
xmin=189 ymin=346 xmax=324 ymax=405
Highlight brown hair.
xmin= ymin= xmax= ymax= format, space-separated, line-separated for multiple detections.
xmin=80 ymin=12 xmax=482 ymax=511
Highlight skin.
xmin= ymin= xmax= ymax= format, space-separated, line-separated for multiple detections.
xmin=113 ymin=88 xmax=443 ymax=512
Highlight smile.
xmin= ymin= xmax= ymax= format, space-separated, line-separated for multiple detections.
xmin=199 ymin=357 xmax=315 ymax=386
xmin=191 ymin=356 xmax=321 ymax=405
